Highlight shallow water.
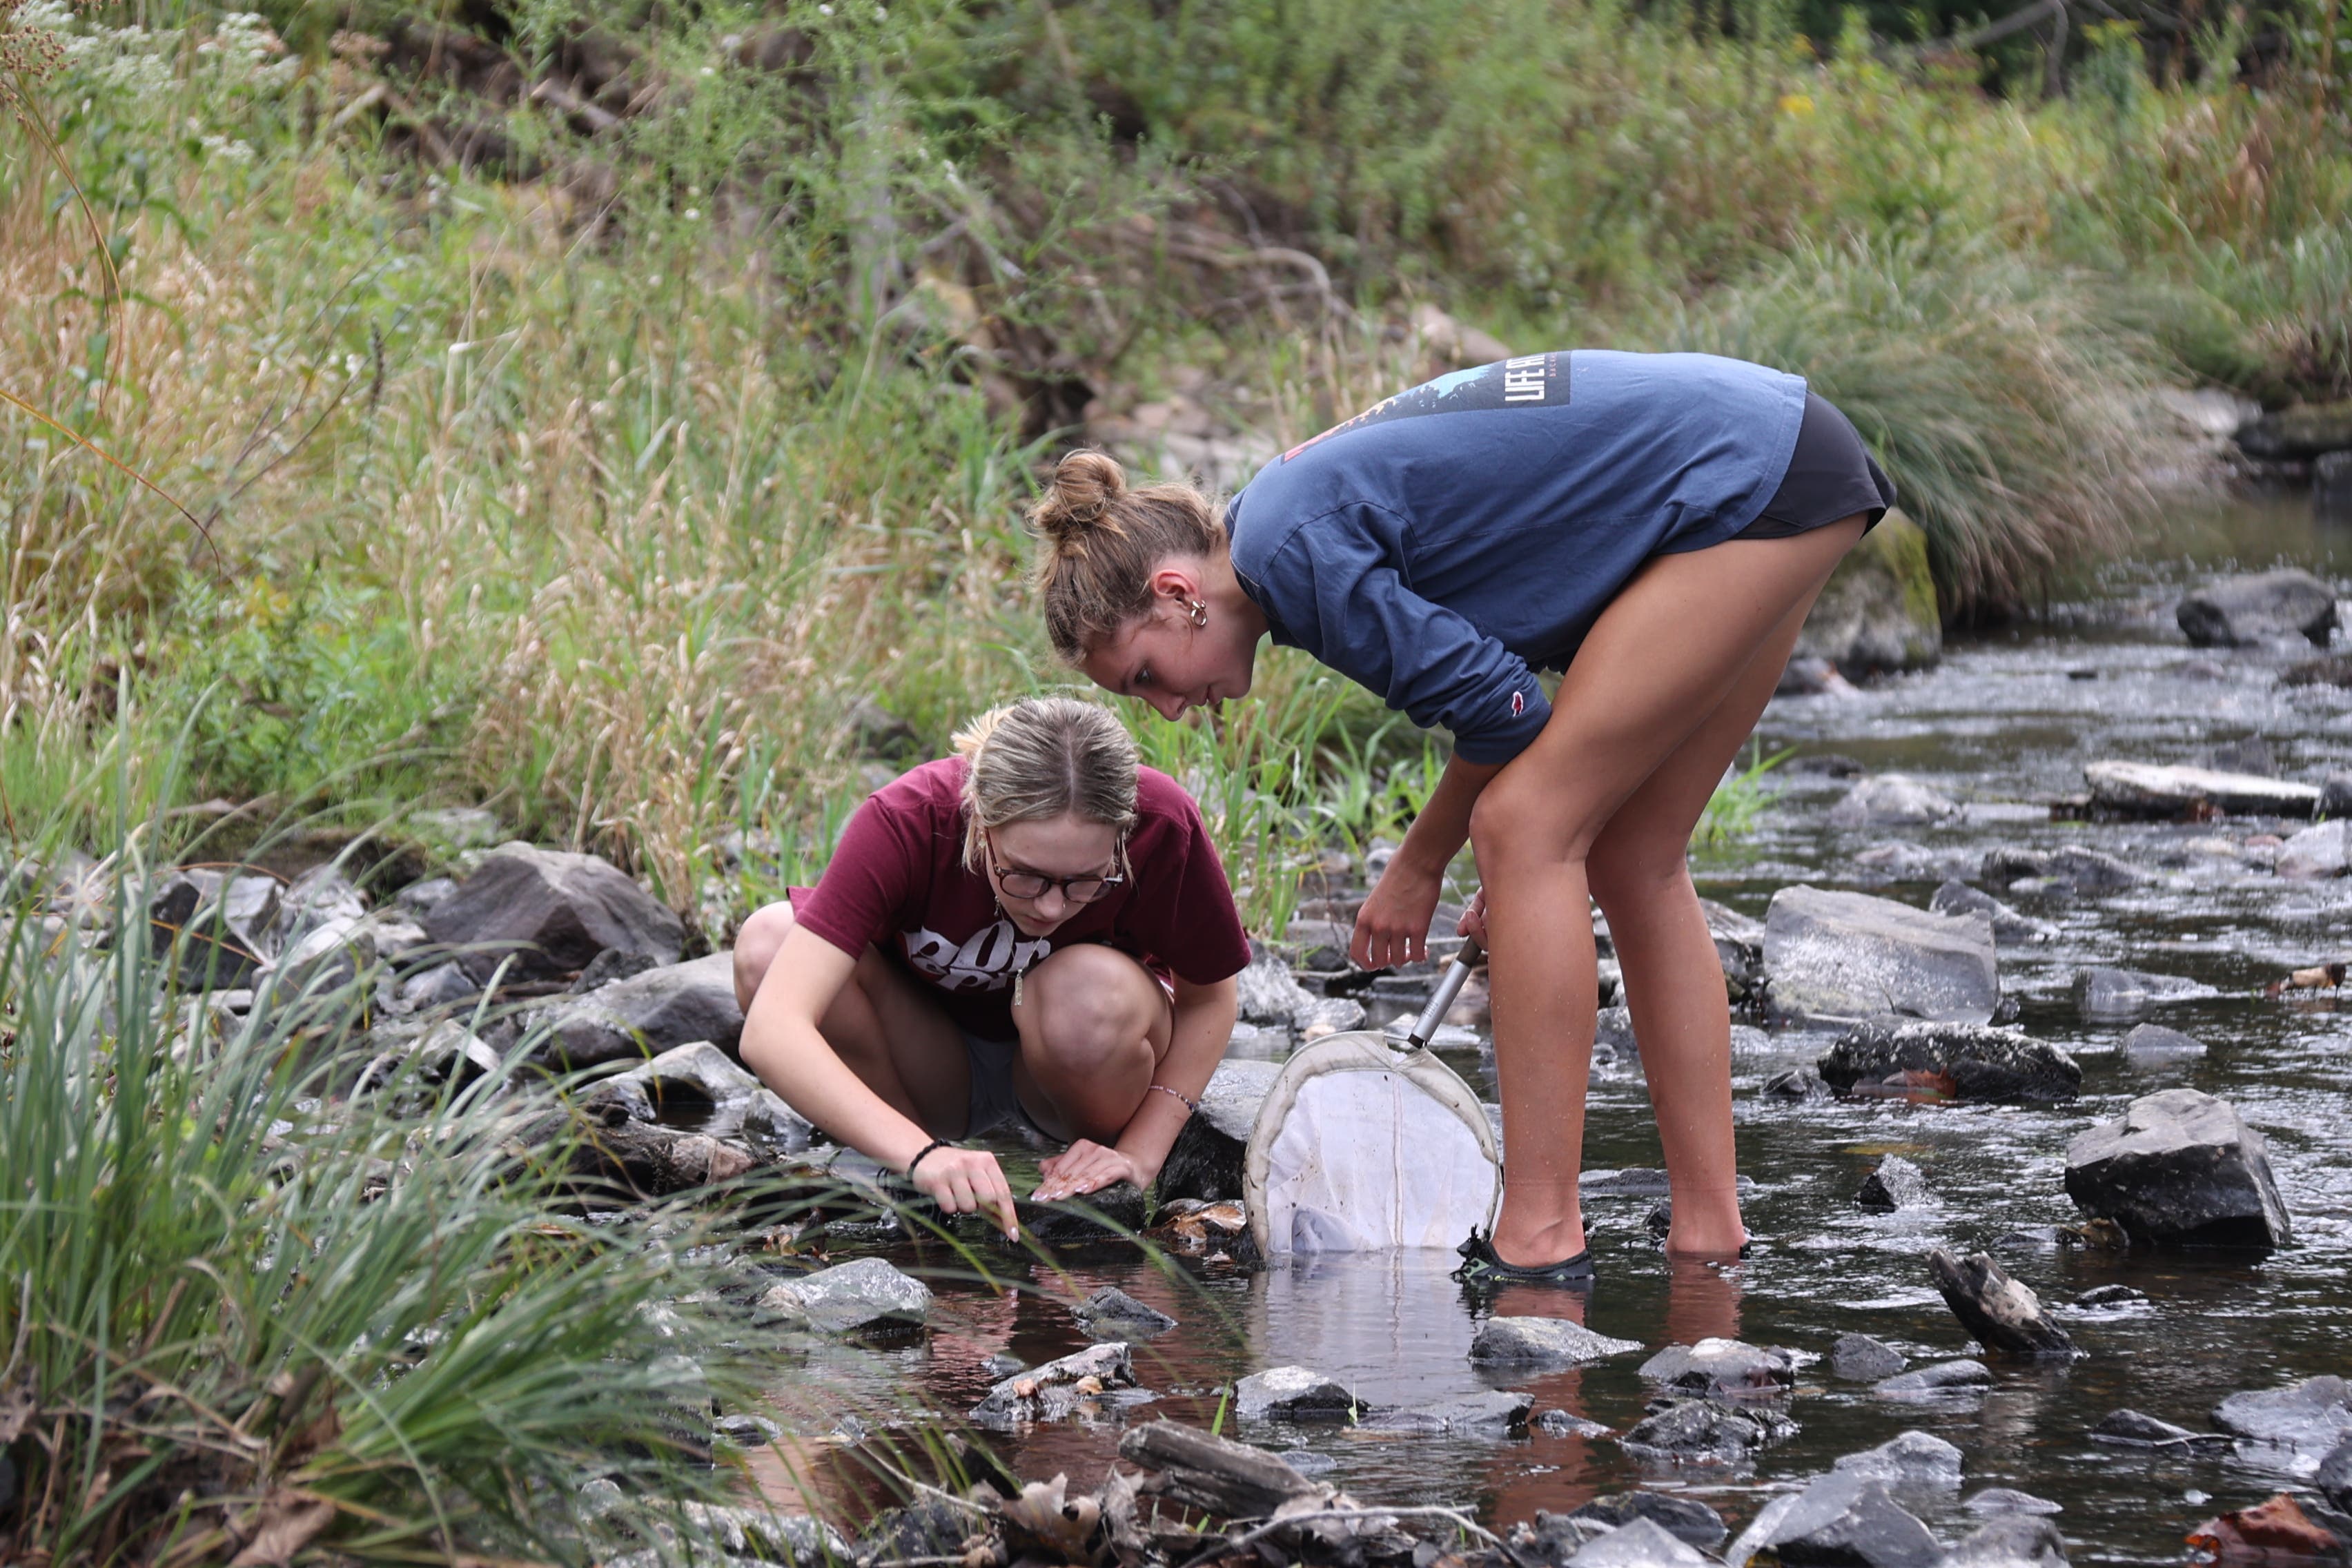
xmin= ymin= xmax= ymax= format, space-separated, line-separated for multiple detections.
xmin=756 ymin=496 xmax=2352 ymax=1562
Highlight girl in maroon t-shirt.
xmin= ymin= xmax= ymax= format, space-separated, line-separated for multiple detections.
xmin=734 ymin=697 xmax=1250 ymax=1237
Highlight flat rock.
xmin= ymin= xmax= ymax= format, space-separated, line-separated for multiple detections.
xmin=1565 ymin=1518 xmax=1714 ymax=1568
xmin=1618 ymin=1399 xmax=1796 ymax=1464
xmin=1567 ymin=1493 xmax=1727 ymax=1549
xmin=1874 ymin=1360 xmax=1991 ymax=1397
xmin=2279 ymin=820 xmax=2352 ymax=879
xmin=1981 ymin=844 xmax=2148 ymax=894
xmin=758 ymin=1257 xmax=931 ymax=1333
xmin=2212 ymin=1375 xmax=2352 ymax=1454
xmin=1538 ymin=1409 xmax=1615 ymax=1438
xmin=1832 ymin=1333 xmax=1908 ymax=1382
xmin=1764 ymin=885 xmax=1999 ymax=1026
xmin=357 ymin=1019 xmax=501 ymax=1097
xmin=1829 ymin=774 xmax=1961 ymax=829
xmin=2084 ymin=761 xmax=2321 ymax=820
xmin=2090 ymin=1409 xmax=2224 ymax=1448
xmin=1156 ymin=1058 xmax=1280 ymax=1202
xmin=1725 ymin=1472 xmax=1944 ymax=1568
xmin=2064 ymin=1088 xmax=2293 ymax=1248
xmin=2076 ymin=966 xmax=2215 ymax=1019
xmin=2317 ymin=1434 xmax=2352 ymax=1510
xmin=2235 ymin=400 xmax=2352 ymax=461
xmin=1072 ymin=1286 xmax=1176 ymax=1340
xmin=1819 ymin=1019 xmax=2080 ymax=1102
xmin=1943 ymin=1515 xmax=2070 ymax=1568
xmin=1639 ymin=1338 xmax=1796 ymax=1398
xmin=1858 ymin=1155 xmax=1932 ymax=1210
xmin=1012 ymin=1182 xmax=1149 ymax=1246
xmin=1763 ymin=1064 xmax=1833 ymax=1100
xmin=2176 ymin=568 xmax=2339 ymax=647
xmin=970 ymin=1342 xmax=1135 ymax=1428
xmin=1362 ymin=1389 xmax=1531 ymax=1435
xmin=1834 ymin=1429 xmax=1966 ymax=1486
xmin=586 ymin=1041 xmax=810 ymax=1149
xmin=1930 ymin=879 xmax=2054 ymax=945
xmin=1233 ymin=1365 xmax=1359 ymax=1422
xmin=2121 ymin=1023 xmax=2208 ymax=1063
xmin=1471 ymin=1316 xmax=1644 ymax=1366
xmin=1964 ymin=1487 xmax=2064 ymax=1516
xmin=536 ymin=952 xmax=745 ymax=1066
xmin=424 ymin=843 xmax=684 ymax=983
xmin=1928 ymin=1248 xmax=2075 ymax=1359
xmin=2075 ymin=1284 xmax=2148 ymax=1309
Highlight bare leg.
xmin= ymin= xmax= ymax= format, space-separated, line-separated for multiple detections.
xmin=1008 ymin=943 xmax=1170 ymax=1141
xmin=1470 ymin=519 xmax=1866 ymax=1268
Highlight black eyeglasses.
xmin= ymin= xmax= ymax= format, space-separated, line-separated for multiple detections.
xmin=985 ymin=835 xmax=1125 ymax=903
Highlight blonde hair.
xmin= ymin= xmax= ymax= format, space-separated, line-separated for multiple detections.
xmin=952 ymin=696 xmax=1139 ymax=873
xmin=1028 ymin=450 xmax=1224 ymax=660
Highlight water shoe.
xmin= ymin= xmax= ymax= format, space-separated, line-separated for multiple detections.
xmin=1451 ymin=1226 xmax=1597 ymax=1288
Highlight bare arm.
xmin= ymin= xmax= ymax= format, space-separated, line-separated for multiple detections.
xmin=1351 ymin=753 xmax=1502 ymax=969
xmin=738 ymin=924 xmax=1018 ymax=1237
xmin=1032 ymin=972 xmax=1238 ymax=1202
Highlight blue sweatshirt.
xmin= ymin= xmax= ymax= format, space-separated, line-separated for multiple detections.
xmin=1226 ymin=351 xmax=1807 ymax=765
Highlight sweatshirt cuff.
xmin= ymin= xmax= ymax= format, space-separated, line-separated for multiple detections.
xmin=1449 ymin=682 xmax=1553 ymax=765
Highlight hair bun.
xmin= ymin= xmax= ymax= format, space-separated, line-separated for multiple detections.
xmin=1030 ymin=450 xmax=1128 ymax=542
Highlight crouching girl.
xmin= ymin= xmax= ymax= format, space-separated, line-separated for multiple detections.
xmin=734 ymin=696 xmax=1249 ymax=1238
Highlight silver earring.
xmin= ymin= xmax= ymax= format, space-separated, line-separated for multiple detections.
xmin=1185 ymin=598 xmax=1208 ymax=629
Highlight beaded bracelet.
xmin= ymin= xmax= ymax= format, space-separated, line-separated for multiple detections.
xmin=905 ymin=1137 xmax=956 ymax=1178
xmin=1148 ymin=1083 xmax=1200 ymax=1115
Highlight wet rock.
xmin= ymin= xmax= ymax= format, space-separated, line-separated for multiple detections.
xmin=1471 ymin=1317 xmax=1643 ymax=1367
xmin=2064 ymin=1088 xmax=2293 ymax=1248
xmin=758 ymin=1257 xmax=931 ymax=1333
xmin=2176 ymin=568 xmax=2339 ymax=647
xmin=1702 ymin=899 xmax=1767 ymax=985
xmin=2317 ymin=1434 xmax=2352 ymax=1510
xmin=1832 ymin=1333 xmax=1908 ymax=1381
xmin=1819 ymin=1019 xmax=2080 ymax=1102
xmin=255 ymin=915 xmax=378 ymax=1015
xmin=1943 ymin=1514 xmax=2070 ymax=1568
xmin=1580 ymin=1167 xmax=1756 ymax=1197
xmin=1538 ymin=1409 xmax=1615 ymax=1438
xmin=2084 ymin=761 xmax=2322 ymax=820
xmin=2279 ymin=820 xmax=2352 ymax=879
xmin=1964 ymin=1488 xmax=2063 ymax=1516
xmin=2089 ymin=1409 xmax=2224 ymax=1448
xmin=1854 ymin=842 xmax=1981 ymax=882
xmin=586 ymin=1041 xmax=811 ymax=1148
xmin=1834 ymin=1429 xmax=1965 ymax=1486
xmin=393 ymin=958 xmax=477 ymax=1015
xmin=1857 ymin=1155 xmax=1931 ymax=1210
xmin=1640 ymin=1339 xmax=1796 ymax=1398
xmin=357 ymin=1018 xmax=500 ymax=1097
xmin=1224 ymin=1021 xmax=1291 ymax=1060
xmin=1363 ymin=1389 xmax=1531 ymax=1435
xmin=970 ymin=1342 xmax=1135 ymax=1427
xmin=2074 ymin=1284 xmax=2148 ymax=1309
xmin=1874 ymin=1360 xmax=1991 ymax=1396
xmin=1829 ymin=774 xmax=1960 ymax=829
xmin=1794 ymin=510 xmax=1942 ymax=678
xmin=679 ymin=1502 xmax=848 ymax=1562
xmin=1157 ymin=1058 xmax=1279 ymax=1202
xmin=1235 ymin=948 xmax=1364 ymax=1035
xmin=1725 ymin=1473 xmax=1943 ymax=1568
xmin=1567 ymin=1493 xmax=1727 ymax=1549
xmin=2212 ymin=1375 xmax=2352 ymax=1453
xmin=1928 ymin=1248 xmax=2076 ymax=1359
xmin=1930 ymin=880 xmax=2055 ymax=945
xmin=395 ymin=875 xmax=461 ymax=915
xmin=1763 ymin=1064 xmax=1833 ymax=1101
xmin=2120 ymin=1023 xmax=2208 ymax=1063
xmin=1013 ymin=1182 xmax=1149 ymax=1246
xmin=2076 ymin=966 xmax=2214 ymax=1019
xmin=1980 ymin=844 xmax=2148 ymax=894
xmin=1072 ymin=1286 xmax=1176 ymax=1340
xmin=1565 ymin=1518 xmax=1715 ymax=1567
xmin=2235 ymin=399 xmax=2352 ymax=460
xmin=1778 ymin=656 xmax=1859 ymax=697
xmin=856 ymin=1498 xmax=976 ymax=1565
xmin=1763 ymin=886 xmax=1999 ymax=1026
xmin=2325 ymin=772 xmax=2352 ymax=816
xmin=533 ymin=952 xmax=745 ymax=1067
xmin=1233 ymin=1366 xmax=1359 ymax=1421
xmin=424 ymin=844 xmax=684 ymax=983
xmin=1618 ymin=1398 xmax=1796 ymax=1464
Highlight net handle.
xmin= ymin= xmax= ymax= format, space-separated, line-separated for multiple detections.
xmin=1404 ymin=936 xmax=1483 ymax=1048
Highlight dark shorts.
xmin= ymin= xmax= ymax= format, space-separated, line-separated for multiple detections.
xmin=1736 ymin=391 xmax=1896 ymax=539
xmin=962 ymin=1028 xmax=1049 ymax=1139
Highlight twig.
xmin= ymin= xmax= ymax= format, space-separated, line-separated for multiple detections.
xmin=1177 ymin=1505 xmax=1508 ymax=1568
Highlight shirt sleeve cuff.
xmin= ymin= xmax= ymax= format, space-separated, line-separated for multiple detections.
xmin=1450 ymin=687 xmax=1553 ymax=765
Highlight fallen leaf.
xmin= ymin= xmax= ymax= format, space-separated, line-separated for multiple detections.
xmin=2189 ymin=1493 xmax=2343 ymax=1558
xmin=999 ymin=1473 xmax=1101 ymax=1563
xmin=228 ymin=1493 xmax=339 ymax=1566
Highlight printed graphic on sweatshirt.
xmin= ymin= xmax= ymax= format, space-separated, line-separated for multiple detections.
xmin=902 ymin=919 xmax=1055 ymax=992
xmin=1283 ymin=353 xmax=1565 ymax=462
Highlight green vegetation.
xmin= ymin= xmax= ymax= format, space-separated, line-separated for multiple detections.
xmin=0 ymin=0 xmax=2345 ymax=920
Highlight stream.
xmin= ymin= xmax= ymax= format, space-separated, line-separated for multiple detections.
xmin=753 ymin=495 xmax=2351 ymax=1565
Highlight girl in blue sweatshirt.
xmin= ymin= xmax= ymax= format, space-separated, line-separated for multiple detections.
xmin=1032 ymin=350 xmax=1890 ymax=1283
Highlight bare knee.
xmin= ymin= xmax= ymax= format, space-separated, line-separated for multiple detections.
xmin=1017 ymin=947 xmax=1159 ymax=1083
xmin=732 ymin=900 xmax=798 ymax=1010
xmin=1586 ymin=832 xmax=1694 ymax=917
xmin=1470 ymin=769 xmax=1596 ymax=878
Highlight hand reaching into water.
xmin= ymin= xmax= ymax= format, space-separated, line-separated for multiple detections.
xmin=909 ymin=1146 xmax=1020 ymax=1240
xmin=1033 ymin=1139 xmax=1149 ymax=1203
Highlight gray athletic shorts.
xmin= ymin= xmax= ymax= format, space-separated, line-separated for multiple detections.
xmin=961 ymin=1029 xmax=1047 ymax=1138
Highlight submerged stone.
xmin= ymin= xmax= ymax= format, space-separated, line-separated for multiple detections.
xmin=757 ymin=1257 xmax=931 ymax=1333
xmin=2176 ymin=567 xmax=2339 ymax=647
xmin=2090 ymin=1409 xmax=2222 ymax=1448
xmin=2077 ymin=966 xmax=2214 ymax=1020
xmin=1944 ymin=1514 xmax=2070 ymax=1568
xmin=1874 ymin=1360 xmax=1991 ymax=1398
xmin=2120 ymin=1023 xmax=2208 ymax=1064
xmin=1831 ymin=1333 xmax=1908 ymax=1382
xmin=2064 ymin=1088 xmax=2293 ymax=1248
xmin=1567 ymin=1492 xmax=1727 ymax=1549
xmin=1638 ymin=1338 xmax=1796 ymax=1398
xmin=1538 ymin=1408 xmax=1615 ymax=1438
xmin=1072 ymin=1286 xmax=1176 ymax=1340
xmin=1930 ymin=879 xmax=2055 ymax=945
xmin=1834 ymin=1429 xmax=1966 ymax=1487
xmin=1618 ymin=1398 xmax=1796 ymax=1464
xmin=1964 ymin=1487 xmax=2064 ymax=1517
xmin=1763 ymin=885 xmax=1998 ymax=1026
xmin=1819 ymin=1019 xmax=2080 ymax=1102
xmin=1856 ymin=1155 xmax=1932 ymax=1210
xmin=1233 ymin=1365 xmax=1359 ymax=1422
xmin=1471 ymin=1316 xmax=1644 ymax=1367
xmin=1725 ymin=1472 xmax=1943 ymax=1568
xmin=1363 ymin=1389 xmax=1532 ymax=1435
xmin=1565 ymin=1518 xmax=1714 ymax=1568
xmin=2212 ymin=1375 xmax=2352 ymax=1454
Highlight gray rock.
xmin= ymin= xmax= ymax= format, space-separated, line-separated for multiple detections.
xmin=1565 ymin=1518 xmax=1714 ymax=1568
xmin=1834 ymin=1430 xmax=1965 ymax=1486
xmin=1874 ymin=1360 xmax=1991 ymax=1397
xmin=256 ymin=916 xmax=378 ymax=1013
xmin=2177 ymin=569 xmax=2339 ymax=647
xmin=1702 ymin=899 xmax=1768 ymax=986
xmin=406 ymin=805 xmax=504 ymax=856
xmin=1963 ymin=1488 xmax=2063 ymax=1516
xmin=1538 ymin=1409 xmax=1615 ymax=1438
xmin=2317 ymin=1433 xmax=2352 ymax=1510
xmin=357 ymin=1018 xmax=500 ymax=1097
xmin=395 ymin=876 xmax=461 ymax=914
xmin=1928 ymin=1248 xmax=2075 ymax=1359
xmin=2324 ymin=772 xmax=2352 ymax=818
xmin=1763 ymin=1064 xmax=1833 ymax=1101
xmin=588 ymin=1041 xmax=810 ymax=1149
xmin=2088 ymin=1409 xmax=2222 ymax=1448
xmin=1157 ymin=1058 xmax=1281 ymax=1202
xmin=1362 ymin=1389 xmax=1531 ymax=1435
xmin=1829 ymin=774 xmax=1960 ymax=829
xmin=1930 ymin=880 xmax=2055 ymax=945
xmin=970 ymin=1342 xmax=1135 ymax=1427
xmin=678 ymin=1502 xmax=850 ymax=1564
xmin=2064 ymin=1088 xmax=2293 ymax=1248
xmin=424 ymin=843 xmax=684 ymax=983
xmin=1857 ymin=1155 xmax=1931 ymax=1210
xmin=2074 ymin=1284 xmax=2148 ymax=1309
xmin=535 ymin=952 xmax=745 ymax=1066
xmin=1764 ymin=886 xmax=1999 ymax=1026
xmin=1981 ymin=844 xmax=2149 ymax=894
xmin=2076 ymin=966 xmax=2214 ymax=1019
xmin=2235 ymin=399 xmax=2352 ymax=460
xmin=1792 ymin=510 xmax=1943 ymax=678
xmin=2084 ymin=761 xmax=2322 ymax=820
xmin=1943 ymin=1515 xmax=2069 ymax=1568
xmin=2279 ymin=820 xmax=2352 ymax=879
xmin=1819 ymin=1019 xmax=2080 ymax=1102
xmin=1639 ymin=1339 xmax=1796 ymax=1398
xmin=1832 ymin=1333 xmax=1908 ymax=1382
xmin=2211 ymin=1375 xmax=2352 ymax=1454
xmin=1072 ymin=1286 xmax=1176 ymax=1340
xmin=1567 ymin=1493 xmax=1726 ymax=1549
xmin=1725 ymin=1473 xmax=1943 ymax=1568
xmin=759 ymin=1257 xmax=932 ymax=1333
xmin=281 ymin=865 xmax=368 ymax=943
xmin=1233 ymin=1366 xmax=1359 ymax=1422
xmin=2320 ymin=449 xmax=2352 ymax=514
xmin=148 ymin=869 xmax=280 ymax=986
xmin=1470 ymin=1317 xmax=1643 ymax=1366
xmin=1224 ymin=1021 xmax=1292 ymax=1060
xmin=2121 ymin=1023 xmax=2208 ymax=1063
xmin=1617 ymin=1399 xmax=1796 ymax=1464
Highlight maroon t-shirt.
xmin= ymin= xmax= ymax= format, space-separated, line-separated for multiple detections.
xmin=789 ymin=758 xmax=1251 ymax=1041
